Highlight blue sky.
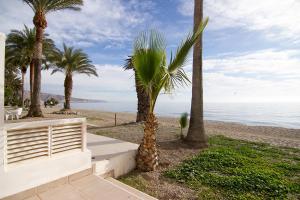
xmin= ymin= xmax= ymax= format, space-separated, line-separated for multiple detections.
xmin=1 ymin=0 xmax=300 ymax=103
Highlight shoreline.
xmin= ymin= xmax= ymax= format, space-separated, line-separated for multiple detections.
xmin=71 ymin=103 xmax=300 ymax=130
xmin=6 ymin=107 xmax=299 ymax=149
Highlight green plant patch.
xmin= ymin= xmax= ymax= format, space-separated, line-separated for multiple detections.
xmin=165 ymin=135 xmax=300 ymax=199
xmin=119 ymin=173 xmax=155 ymax=197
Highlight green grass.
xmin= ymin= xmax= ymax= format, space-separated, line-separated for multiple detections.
xmin=165 ymin=136 xmax=300 ymax=200
xmin=119 ymin=172 xmax=157 ymax=198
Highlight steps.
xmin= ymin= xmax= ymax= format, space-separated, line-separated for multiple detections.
xmin=87 ymin=133 xmax=139 ymax=178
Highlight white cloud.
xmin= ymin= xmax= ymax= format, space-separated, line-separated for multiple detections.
xmin=0 ymin=0 xmax=154 ymax=47
xmin=24 ymin=64 xmax=136 ymax=102
xmin=203 ymin=72 xmax=300 ymax=103
xmin=169 ymin=49 xmax=300 ymax=103
xmin=178 ymin=0 xmax=300 ymax=42
xmin=21 ymin=48 xmax=300 ymax=103
xmin=204 ymin=49 xmax=300 ymax=79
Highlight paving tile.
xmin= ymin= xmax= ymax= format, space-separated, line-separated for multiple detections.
xmin=24 ymin=196 xmax=40 ymax=200
xmin=37 ymin=185 xmax=85 ymax=200
xmin=2 ymin=188 xmax=36 ymax=200
xmin=68 ymin=168 xmax=93 ymax=182
xmin=70 ymin=175 xmax=141 ymax=200
xmin=36 ymin=177 xmax=68 ymax=194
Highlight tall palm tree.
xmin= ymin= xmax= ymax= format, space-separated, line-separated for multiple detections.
xmin=6 ymin=25 xmax=55 ymax=106
xmin=185 ymin=0 xmax=208 ymax=148
xmin=133 ymin=21 xmax=208 ymax=171
xmin=49 ymin=44 xmax=98 ymax=110
xmin=124 ymin=56 xmax=150 ymax=122
xmin=23 ymin=0 xmax=83 ymax=117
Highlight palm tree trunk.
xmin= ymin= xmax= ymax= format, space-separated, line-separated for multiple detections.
xmin=64 ymin=74 xmax=73 ymax=110
xmin=27 ymin=26 xmax=44 ymax=117
xmin=185 ymin=0 xmax=208 ymax=148
xmin=29 ymin=60 xmax=34 ymax=101
xmin=135 ymin=70 xmax=150 ymax=122
xmin=21 ymin=71 xmax=25 ymax=108
xmin=136 ymin=113 xmax=159 ymax=171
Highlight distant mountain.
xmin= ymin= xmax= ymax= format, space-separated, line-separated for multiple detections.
xmin=24 ymin=91 xmax=106 ymax=103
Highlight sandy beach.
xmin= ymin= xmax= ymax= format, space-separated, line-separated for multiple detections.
xmin=9 ymin=107 xmax=300 ymax=149
xmin=5 ymin=108 xmax=300 ymax=199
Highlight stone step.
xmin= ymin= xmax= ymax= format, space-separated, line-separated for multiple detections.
xmin=87 ymin=133 xmax=139 ymax=178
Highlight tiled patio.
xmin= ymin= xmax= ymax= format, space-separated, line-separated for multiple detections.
xmin=24 ymin=175 xmax=144 ymax=200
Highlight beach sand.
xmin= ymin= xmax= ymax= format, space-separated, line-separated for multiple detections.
xmin=8 ymin=107 xmax=300 ymax=149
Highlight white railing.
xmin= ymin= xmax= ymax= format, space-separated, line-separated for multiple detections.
xmin=3 ymin=118 xmax=87 ymax=167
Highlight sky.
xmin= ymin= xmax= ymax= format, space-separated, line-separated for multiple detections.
xmin=0 ymin=0 xmax=300 ymax=103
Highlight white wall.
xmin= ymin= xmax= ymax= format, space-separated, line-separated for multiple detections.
xmin=0 ymin=33 xmax=5 ymax=170
xmin=0 ymin=118 xmax=92 ymax=198
xmin=0 ymin=150 xmax=91 ymax=198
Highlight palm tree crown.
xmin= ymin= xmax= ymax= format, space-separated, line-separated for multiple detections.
xmin=6 ymin=25 xmax=55 ymax=67
xmin=6 ymin=25 xmax=35 ymax=70
xmin=133 ymin=19 xmax=208 ymax=114
xmin=50 ymin=44 xmax=98 ymax=77
xmin=24 ymin=0 xmax=83 ymax=13
xmin=24 ymin=0 xmax=83 ymax=28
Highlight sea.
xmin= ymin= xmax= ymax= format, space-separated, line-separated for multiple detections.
xmin=71 ymin=101 xmax=300 ymax=129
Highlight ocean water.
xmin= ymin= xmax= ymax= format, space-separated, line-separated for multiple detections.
xmin=72 ymin=101 xmax=300 ymax=129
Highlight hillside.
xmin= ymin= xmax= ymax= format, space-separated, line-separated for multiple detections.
xmin=24 ymin=91 xmax=105 ymax=103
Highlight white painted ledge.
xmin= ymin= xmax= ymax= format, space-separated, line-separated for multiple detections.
xmin=0 ymin=118 xmax=91 ymax=199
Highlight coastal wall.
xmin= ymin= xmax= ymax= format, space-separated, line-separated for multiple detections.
xmin=0 ymin=33 xmax=5 ymax=169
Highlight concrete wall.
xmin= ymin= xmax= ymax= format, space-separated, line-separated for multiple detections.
xmin=0 ymin=33 xmax=5 ymax=170
xmin=0 ymin=150 xmax=91 ymax=198
xmin=0 ymin=118 xmax=92 ymax=198
xmin=94 ymin=150 xmax=137 ymax=178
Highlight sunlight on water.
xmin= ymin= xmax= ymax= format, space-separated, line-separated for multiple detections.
xmin=72 ymin=102 xmax=300 ymax=129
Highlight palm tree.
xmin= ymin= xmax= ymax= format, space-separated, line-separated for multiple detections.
xmin=49 ymin=44 xmax=98 ymax=110
xmin=4 ymin=51 xmax=22 ymax=106
xmin=133 ymin=21 xmax=208 ymax=171
xmin=124 ymin=56 xmax=150 ymax=122
xmin=5 ymin=46 xmax=29 ymax=107
xmin=6 ymin=25 xmax=55 ymax=106
xmin=23 ymin=0 xmax=83 ymax=117
xmin=185 ymin=0 xmax=208 ymax=148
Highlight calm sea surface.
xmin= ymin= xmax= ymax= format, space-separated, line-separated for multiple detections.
xmin=72 ymin=101 xmax=300 ymax=129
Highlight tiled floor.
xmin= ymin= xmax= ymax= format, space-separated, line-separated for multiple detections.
xmin=25 ymin=175 xmax=150 ymax=200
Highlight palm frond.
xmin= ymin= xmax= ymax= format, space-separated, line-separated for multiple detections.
xmin=133 ymin=30 xmax=166 ymax=89
xmin=168 ymin=18 xmax=208 ymax=73
xmin=49 ymin=43 xmax=98 ymax=77
xmin=165 ymin=18 xmax=209 ymax=91
xmin=131 ymin=20 xmax=208 ymax=113
xmin=123 ymin=56 xmax=134 ymax=70
xmin=23 ymin=0 xmax=83 ymax=13
xmin=6 ymin=24 xmax=57 ymax=71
